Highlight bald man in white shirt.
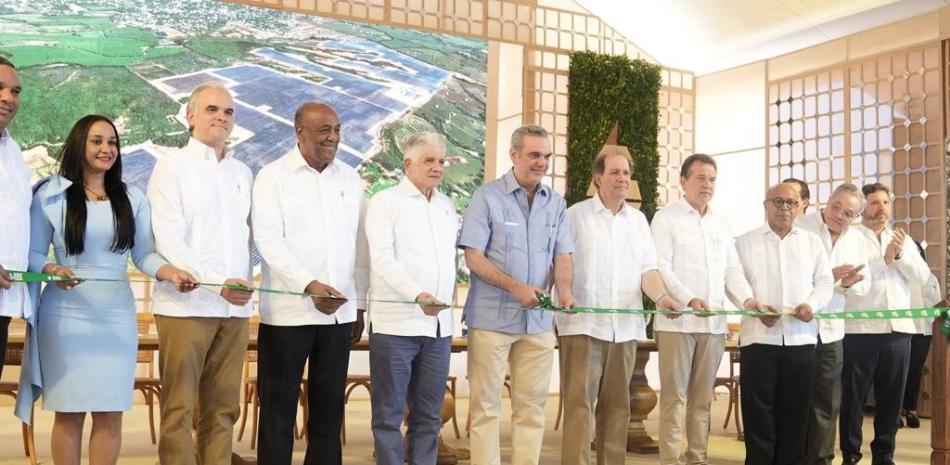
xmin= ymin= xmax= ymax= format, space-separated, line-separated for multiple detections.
xmin=0 ymin=57 xmax=28 ymax=381
xmin=734 ymin=183 xmax=834 ymax=465
xmin=252 ymin=102 xmax=369 ymax=465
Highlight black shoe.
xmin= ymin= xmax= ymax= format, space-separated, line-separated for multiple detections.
xmin=907 ymin=411 xmax=921 ymax=428
xmin=842 ymin=457 xmax=861 ymax=465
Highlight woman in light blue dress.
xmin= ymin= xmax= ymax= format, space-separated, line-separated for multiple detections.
xmin=28 ymin=115 xmax=197 ymax=465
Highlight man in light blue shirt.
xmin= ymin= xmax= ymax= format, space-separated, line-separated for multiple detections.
xmin=458 ymin=124 xmax=576 ymax=465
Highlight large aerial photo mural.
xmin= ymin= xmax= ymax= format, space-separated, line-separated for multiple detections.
xmin=1 ymin=0 xmax=487 ymax=212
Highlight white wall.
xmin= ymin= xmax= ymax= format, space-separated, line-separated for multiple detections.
xmin=696 ymin=61 xmax=768 ymax=236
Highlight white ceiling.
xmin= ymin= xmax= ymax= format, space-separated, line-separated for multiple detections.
xmin=574 ymin=0 xmax=949 ymax=75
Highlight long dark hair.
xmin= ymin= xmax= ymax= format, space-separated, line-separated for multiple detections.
xmin=57 ymin=115 xmax=134 ymax=255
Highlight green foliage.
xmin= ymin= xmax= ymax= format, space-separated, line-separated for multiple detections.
xmin=566 ymin=51 xmax=662 ymax=220
xmin=10 ymin=66 xmax=185 ymax=149
xmin=0 ymin=15 xmax=182 ymax=68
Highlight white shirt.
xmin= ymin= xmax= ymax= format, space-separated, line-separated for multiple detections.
xmin=910 ymin=272 xmax=940 ymax=336
xmin=0 ymin=129 xmax=31 ymax=318
xmin=735 ymin=225 xmax=834 ymax=347
xmin=554 ymin=196 xmax=654 ymax=343
xmin=252 ymin=146 xmax=369 ymax=326
xmin=796 ymin=211 xmax=870 ymax=343
xmin=365 ymin=178 xmax=458 ymax=337
xmin=650 ymin=198 xmax=753 ymax=334
xmin=844 ymin=225 xmax=931 ymax=334
xmin=147 ymin=138 xmax=253 ymax=318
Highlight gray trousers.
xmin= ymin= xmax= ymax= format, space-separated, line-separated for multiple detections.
xmin=805 ymin=338 xmax=842 ymax=465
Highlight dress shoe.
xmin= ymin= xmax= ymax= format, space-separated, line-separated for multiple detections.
xmin=906 ymin=411 xmax=921 ymax=428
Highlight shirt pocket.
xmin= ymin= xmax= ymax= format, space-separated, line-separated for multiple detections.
xmin=543 ymin=210 xmax=557 ymax=255
xmin=673 ymin=232 xmax=704 ymax=273
xmin=235 ymin=180 xmax=251 ymax=219
xmin=500 ymin=208 xmax=525 ymax=272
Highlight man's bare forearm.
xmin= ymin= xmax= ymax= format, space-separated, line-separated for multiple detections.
xmin=553 ymin=253 xmax=573 ymax=297
xmin=641 ymin=269 xmax=669 ymax=301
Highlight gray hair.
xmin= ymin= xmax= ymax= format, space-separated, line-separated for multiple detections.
xmin=830 ymin=182 xmax=866 ymax=211
xmin=402 ymin=132 xmax=445 ymax=161
xmin=510 ymin=125 xmax=549 ymax=151
xmin=186 ymin=81 xmax=230 ymax=115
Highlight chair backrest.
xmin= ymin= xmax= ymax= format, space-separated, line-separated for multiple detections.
xmin=4 ymin=318 xmax=27 ymax=366
xmin=135 ymin=313 xmax=156 ymax=375
xmin=243 ymin=315 xmax=260 ymax=377
xmin=136 ymin=312 xmax=154 ymax=335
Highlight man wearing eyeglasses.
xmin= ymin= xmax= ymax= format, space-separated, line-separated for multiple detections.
xmin=795 ymin=183 xmax=870 ymax=465
xmin=734 ymin=183 xmax=833 ymax=465
xmin=838 ymin=183 xmax=930 ymax=465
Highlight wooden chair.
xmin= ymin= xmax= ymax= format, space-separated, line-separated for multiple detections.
xmin=446 ymin=375 xmax=460 ymax=439
xmin=0 ymin=317 xmax=37 ymax=465
xmin=714 ymin=350 xmax=743 ymax=440
xmin=341 ymin=374 xmax=372 ymax=444
xmin=134 ymin=312 xmax=161 ymax=444
xmin=237 ymin=315 xmax=262 ymax=448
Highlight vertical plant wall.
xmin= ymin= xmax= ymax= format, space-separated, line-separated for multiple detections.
xmin=566 ymin=51 xmax=662 ymax=220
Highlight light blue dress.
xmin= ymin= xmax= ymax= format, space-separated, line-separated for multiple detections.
xmin=28 ymin=175 xmax=165 ymax=412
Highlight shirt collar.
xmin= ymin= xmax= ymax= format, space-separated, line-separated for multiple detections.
xmin=185 ymin=137 xmax=230 ymax=162
xmin=671 ymin=197 xmax=709 ymax=216
xmin=0 ymin=128 xmax=8 ymax=143
xmin=502 ymin=169 xmax=549 ymax=198
xmin=285 ymin=144 xmax=338 ymax=175
xmin=760 ymin=223 xmax=800 ymax=239
xmin=591 ymin=191 xmax=630 ymax=216
xmin=395 ymin=177 xmax=434 ymax=200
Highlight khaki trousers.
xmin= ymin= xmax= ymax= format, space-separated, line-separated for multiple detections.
xmin=156 ymin=315 xmax=249 ymax=465
xmin=656 ymin=331 xmax=725 ymax=465
xmin=467 ymin=328 xmax=555 ymax=465
xmin=558 ymin=334 xmax=637 ymax=465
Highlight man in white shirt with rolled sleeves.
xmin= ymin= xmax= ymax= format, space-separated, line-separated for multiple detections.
xmin=795 ymin=183 xmax=869 ymax=465
xmin=734 ymin=183 xmax=834 ymax=465
xmin=365 ymin=133 xmax=459 ymax=465
xmin=252 ymin=102 xmax=368 ymax=465
xmin=147 ymin=81 xmax=255 ymax=465
xmin=0 ymin=57 xmax=28 ymax=381
xmin=838 ymin=182 xmax=930 ymax=465
xmin=556 ymin=147 xmax=679 ymax=465
xmin=650 ymin=153 xmax=761 ymax=465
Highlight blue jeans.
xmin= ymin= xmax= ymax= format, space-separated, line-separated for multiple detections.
xmin=370 ymin=333 xmax=451 ymax=465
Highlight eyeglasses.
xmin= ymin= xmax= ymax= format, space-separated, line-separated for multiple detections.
xmin=827 ymin=202 xmax=856 ymax=220
xmin=767 ymin=197 xmax=800 ymax=210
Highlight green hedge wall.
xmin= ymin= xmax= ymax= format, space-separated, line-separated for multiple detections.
xmin=566 ymin=51 xmax=662 ymax=220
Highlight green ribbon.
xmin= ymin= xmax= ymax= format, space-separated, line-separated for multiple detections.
xmin=531 ymin=290 xmax=945 ymax=319
xmin=7 ymin=271 xmax=947 ymax=320
xmin=6 ymin=270 xmax=431 ymax=304
xmin=526 ymin=305 xmax=946 ymax=319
